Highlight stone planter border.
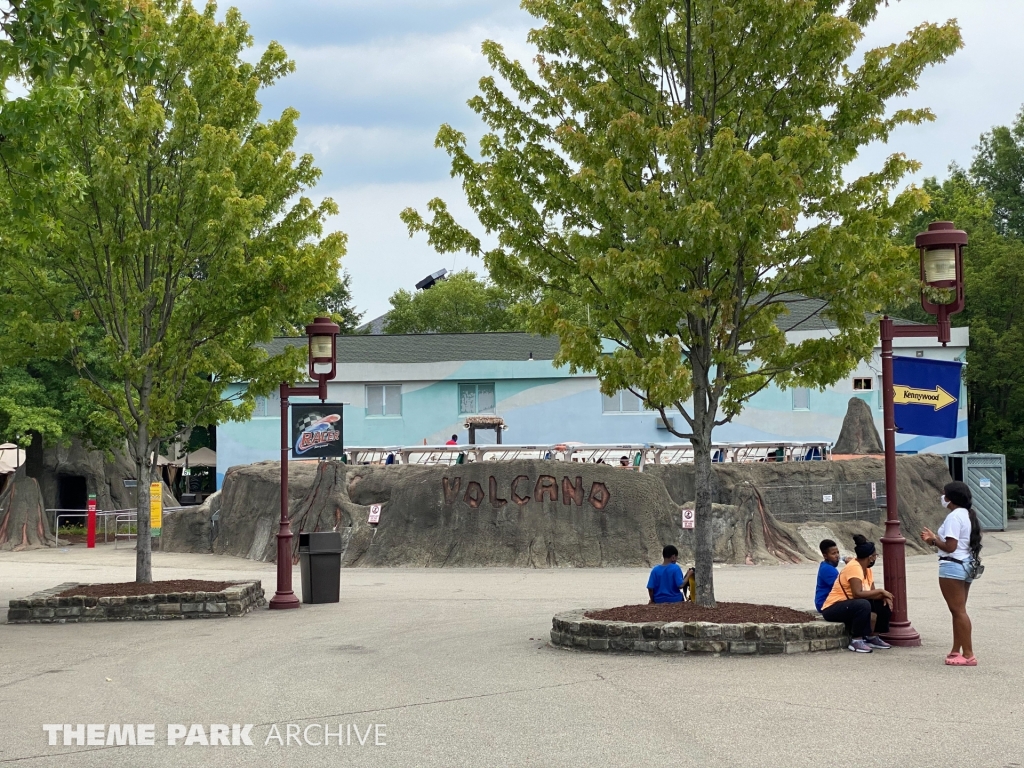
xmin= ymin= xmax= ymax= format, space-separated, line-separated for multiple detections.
xmin=550 ymin=609 xmax=850 ymax=655
xmin=6 ymin=581 xmax=265 ymax=624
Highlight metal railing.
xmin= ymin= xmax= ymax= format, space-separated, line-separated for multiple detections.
xmin=340 ymin=440 xmax=831 ymax=470
xmin=49 ymin=506 xmax=189 ymax=547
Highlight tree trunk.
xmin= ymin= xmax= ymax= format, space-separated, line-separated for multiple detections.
xmin=135 ymin=427 xmax=153 ymax=583
xmin=0 ymin=466 xmax=53 ymax=551
xmin=691 ymin=435 xmax=716 ymax=607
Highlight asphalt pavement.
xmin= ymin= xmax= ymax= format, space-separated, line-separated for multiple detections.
xmin=1 ymin=524 xmax=1021 ymax=768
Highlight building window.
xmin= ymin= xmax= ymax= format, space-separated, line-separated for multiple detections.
xmin=252 ymin=392 xmax=279 ymax=418
xmin=792 ymin=387 xmax=810 ymax=411
xmin=603 ymin=389 xmax=644 ymax=413
xmin=366 ymin=385 xmax=402 ymax=417
xmin=459 ymin=383 xmax=495 ymax=415
xmin=853 ymin=377 xmax=873 ymax=391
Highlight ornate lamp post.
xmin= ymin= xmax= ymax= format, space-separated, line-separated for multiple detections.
xmin=269 ymin=317 xmax=340 ymax=610
xmin=879 ymin=221 xmax=967 ymax=645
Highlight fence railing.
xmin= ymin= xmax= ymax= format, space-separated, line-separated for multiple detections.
xmin=339 ymin=440 xmax=830 ymax=471
xmin=752 ymin=480 xmax=887 ymax=522
xmin=49 ymin=506 xmax=189 ymax=547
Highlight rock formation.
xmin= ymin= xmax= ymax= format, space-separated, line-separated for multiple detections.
xmin=0 ymin=467 xmax=52 ymax=551
xmin=162 ymin=453 xmax=951 ymax=568
xmin=833 ymin=396 xmax=884 ymax=455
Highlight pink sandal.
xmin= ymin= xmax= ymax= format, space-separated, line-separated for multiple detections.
xmin=945 ymin=653 xmax=978 ymax=666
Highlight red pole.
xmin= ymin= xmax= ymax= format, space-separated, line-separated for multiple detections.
xmin=86 ymin=494 xmax=97 ymax=549
xmin=269 ymin=383 xmax=299 ymax=609
xmin=879 ymin=316 xmax=921 ymax=646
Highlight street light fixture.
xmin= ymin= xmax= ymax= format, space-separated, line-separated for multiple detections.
xmin=878 ymin=221 xmax=967 ymax=646
xmin=269 ymin=317 xmax=340 ymax=610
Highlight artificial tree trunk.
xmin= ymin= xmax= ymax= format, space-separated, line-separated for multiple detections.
xmin=0 ymin=466 xmax=53 ymax=551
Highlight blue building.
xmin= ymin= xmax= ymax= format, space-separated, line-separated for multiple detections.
xmin=216 ymin=301 xmax=968 ymax=488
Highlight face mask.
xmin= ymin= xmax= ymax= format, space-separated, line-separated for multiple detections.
xmin=940 ymin=495 xmax=948 ymax=507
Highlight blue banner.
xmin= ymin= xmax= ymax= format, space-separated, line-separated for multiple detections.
xmin=892 ymin=356 xmax=963 ymax=438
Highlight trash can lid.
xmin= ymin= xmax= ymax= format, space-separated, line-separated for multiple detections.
xmin=298 ymin=530 xmax=344 ymax=553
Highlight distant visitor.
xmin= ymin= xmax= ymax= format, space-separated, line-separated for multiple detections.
xmin=646 ymin=545 xmax=695 ymax=604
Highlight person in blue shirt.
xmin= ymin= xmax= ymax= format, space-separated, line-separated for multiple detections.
xmin=647 ymin=545 xmax=693 ymax=604
xmin=814 ymin=538 xmax=852 ymax=612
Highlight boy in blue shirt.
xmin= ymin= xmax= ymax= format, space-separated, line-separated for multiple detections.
xmin=647 ymin=545 xmax=693 ymax=604
xmin=814 ymin=538 xmax=851 ymax=612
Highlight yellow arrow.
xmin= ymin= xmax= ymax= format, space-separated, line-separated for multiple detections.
xmin=893 ymin=384 xmax=957 ymax=411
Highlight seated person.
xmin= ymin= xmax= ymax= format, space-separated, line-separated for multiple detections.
xmin=814 ymin=538 xmax=851 ymax=613
xmin=820 ymin=535 xmax=895 ymax=653
xmin=647 ymin=545 xmax=695 ymax=604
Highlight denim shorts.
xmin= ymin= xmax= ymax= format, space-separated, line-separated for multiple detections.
xmin=938 ymin=558 xmax=974 ymax=582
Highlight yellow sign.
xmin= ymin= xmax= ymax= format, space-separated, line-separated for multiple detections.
xmin=150 ymin=482 xmax=162 ymax=536
xmin=892 ymin=384 xmax=957 ymax=411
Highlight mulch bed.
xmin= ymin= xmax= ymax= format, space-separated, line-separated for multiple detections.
xmin=55 ymin=580 xmax=234 ymax=598
xmin=585 ymin=601 xmax=815 ymax=624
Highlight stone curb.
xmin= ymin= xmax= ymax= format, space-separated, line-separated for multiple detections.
xmin=6 ymin=581 xmax=266 ymax=624
xmin=550 ymin=609 xmax=850 ymax=656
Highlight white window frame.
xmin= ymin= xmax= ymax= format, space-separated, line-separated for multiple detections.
xmin=366 ymin=384 xmax=402 ymax=417
xmin=458 ymin=383 xmax=496 ymax=416
xmin=602 ymin=389 xmax=650 ymax=414
xmin=853 ymin=377 xmax=873 ymax=391
xmin=792 ymin=387 xmax=810 ymax=411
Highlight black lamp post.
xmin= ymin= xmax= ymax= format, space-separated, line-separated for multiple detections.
xmin=878 ymin=221 xmax=967 ymax=645
xmin=268 ymin=317 xmax=340 ymax=610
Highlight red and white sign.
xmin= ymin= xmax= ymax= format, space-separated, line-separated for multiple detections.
xmin=368 ymin=504 xmax=382 ymax=525
xmin=681 ymin=508 xmax=695 ymax=529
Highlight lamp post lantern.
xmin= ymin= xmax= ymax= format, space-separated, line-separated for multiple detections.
xmin=269 ymin=317 xmax=340 ymax=610
xmin=879 ymin=221 xmax=967 ymax=646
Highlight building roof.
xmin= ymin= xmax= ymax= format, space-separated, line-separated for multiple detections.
xmin=266 ymin=296 xmax=921 ymax=365
xmin=773 ymin=294 xmax=921 ymax=332
xmin=263 ymin=333 xmax=561 ymax=364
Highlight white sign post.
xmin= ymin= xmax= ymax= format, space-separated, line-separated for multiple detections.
xmin=368 ymin=504 xmax=382 ymax=525
xmin=871 ymin=482 xmax=877 ymax=500
xmin=681 ymin=508 xmax=695 ymax=529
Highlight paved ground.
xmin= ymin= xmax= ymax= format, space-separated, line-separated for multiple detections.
xmin=1 ymin=525 xmax=1022 ymax=768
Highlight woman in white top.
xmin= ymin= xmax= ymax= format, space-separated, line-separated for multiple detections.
xmin=921 ymin=481 xmax=983 ymax=667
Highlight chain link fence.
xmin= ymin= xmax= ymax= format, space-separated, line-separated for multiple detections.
xmin=754 ymin=480 xmax=887 ymax=523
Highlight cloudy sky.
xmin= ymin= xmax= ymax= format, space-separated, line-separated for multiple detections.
xmin=226 ymin=0 xmax=1024 ymax=320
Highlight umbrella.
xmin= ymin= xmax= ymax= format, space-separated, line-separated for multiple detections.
xmin=0 ymin=443 xmax=26 ymax=475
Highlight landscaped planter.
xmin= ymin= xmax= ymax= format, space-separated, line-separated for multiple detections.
xmin=550 ymin=608 xmax=850 ymax=655
xmin=6 ymin=581 xmax=265 ymax=624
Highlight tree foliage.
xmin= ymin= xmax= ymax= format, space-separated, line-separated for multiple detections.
xmin=0 ymin=1 xmax=344 ymax=581
xmin=382 ymin=269 xmax=524 ymax=334
xmin=402 ymin=0 xmax=960 ymax=605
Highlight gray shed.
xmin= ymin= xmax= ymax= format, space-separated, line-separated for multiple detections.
xmin=947 ymin=453 xmax=1007 ymax=531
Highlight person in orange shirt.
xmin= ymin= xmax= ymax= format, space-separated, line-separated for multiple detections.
xmin=820 ymin=534 xmax=894 ymax=653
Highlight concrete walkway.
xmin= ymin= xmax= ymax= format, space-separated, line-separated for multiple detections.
xmin=1 ymin=525 xmax=1021 ymax=768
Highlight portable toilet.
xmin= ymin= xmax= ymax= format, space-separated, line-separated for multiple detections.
xmin=946 ymin=453 xmax=1007 ymax=531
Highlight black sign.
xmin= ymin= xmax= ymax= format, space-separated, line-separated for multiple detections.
xmin=290 ymin=404 xmax=344 ymax=458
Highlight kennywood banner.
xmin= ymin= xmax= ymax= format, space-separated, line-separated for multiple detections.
xmin=892 ymin=356 xmax=963 ymax=439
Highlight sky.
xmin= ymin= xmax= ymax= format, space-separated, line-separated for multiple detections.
xmin=225 ymin=0 xmax=1024 ymax=321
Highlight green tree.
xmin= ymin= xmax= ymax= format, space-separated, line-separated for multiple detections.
xmin=311 ymin=272 xmax=364 ymax=334
xmin=972 ymin=108 xmax=1024 ymax=238
xmin=0 ymin=1 xmax=344 ymax=581
xmin=403 ymin=0 xmax=960 ymax=605
xmin=382 ymin=269 xmax=524 ymax=334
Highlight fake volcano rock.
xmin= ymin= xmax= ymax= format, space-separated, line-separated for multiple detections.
xmin=162 ymin=453 xmax=951 ymax=568
xmin=0 ymin=467 xmax=53 ymax=551
xmin=833 ymin=397 xmax=884 ymax=455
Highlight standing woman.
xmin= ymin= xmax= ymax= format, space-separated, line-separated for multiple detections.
xmin=921 ymin=481 xmax=983 ymax=666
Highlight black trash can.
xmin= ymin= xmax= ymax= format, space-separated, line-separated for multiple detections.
xmin=298 ymin=531 xmax=342 ymax=604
